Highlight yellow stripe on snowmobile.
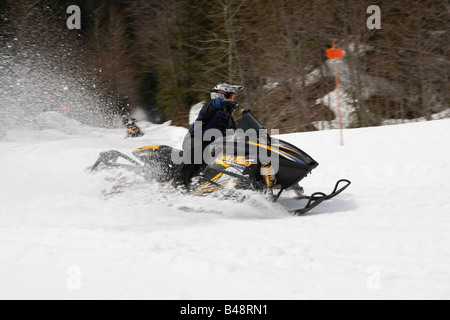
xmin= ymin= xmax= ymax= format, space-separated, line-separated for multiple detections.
xmin=247 ymin=141 xmax=304 ymax=164
xmin=196 ymin=181 xmax=230 ymax=193
xmin=133 ymin=145 xmax=162 ymax=153
xmin=193 ymin=173 xmax=223 ymax=193
xmin=215 ymin=158 xmax=230 ymax=168
xmin=194 ymin=186 xmax=220 ymax=193
xmin=279 ymin=143 xmax=299 ymax=154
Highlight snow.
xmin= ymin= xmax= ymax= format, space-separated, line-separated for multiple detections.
xmin=0 ymin=111 xmax=449 ymax=300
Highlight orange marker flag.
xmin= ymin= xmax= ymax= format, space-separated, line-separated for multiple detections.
xmin=327 ymin=42 xmax=344 ymax=146
xmin=327 ymin=48 xmax=344 ymax=59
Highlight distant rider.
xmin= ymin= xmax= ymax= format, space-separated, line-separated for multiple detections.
xmin=122 ymin=115 xmax=144 ymax=138
xmin=172 ymin=83 xmax=243 ymax=189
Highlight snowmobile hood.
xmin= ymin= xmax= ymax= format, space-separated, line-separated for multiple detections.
xmin=245 ymin=137 xmax=318 ymax=168
xmin=273 ymin=138 xmax=318 ymax=168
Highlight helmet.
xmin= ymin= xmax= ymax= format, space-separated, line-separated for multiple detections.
xmin=211 ymin=83 xmax=243 ymax=100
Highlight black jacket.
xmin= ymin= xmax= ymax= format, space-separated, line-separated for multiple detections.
xmin=188 ymin=98 xmax=236 ymax=137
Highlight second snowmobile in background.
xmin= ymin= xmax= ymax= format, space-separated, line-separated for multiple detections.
xmin=122 ymin=115 xmax=144 ymax=138
xmin=92 ymin=110 xmax=350 ymax=215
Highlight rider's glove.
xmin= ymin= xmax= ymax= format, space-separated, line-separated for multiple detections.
xmin=222 ymin=99 xmax=238 ymax=114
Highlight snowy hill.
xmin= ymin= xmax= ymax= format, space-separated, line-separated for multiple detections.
xmin=0 ymin=112 xmax=449 ymax=300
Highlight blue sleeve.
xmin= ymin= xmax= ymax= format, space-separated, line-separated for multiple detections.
xmin=200 ymin=99 xmax=224 ymax=121
xmin=212 ymin=98 xmax=224 ymax=110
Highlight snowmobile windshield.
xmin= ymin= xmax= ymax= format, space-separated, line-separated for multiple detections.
xmin=211 ymin=124 xmax=270 ymax=149
xmin=209 ymin=109 xmax=270 ymax=149
xmin=237 ymin=109 xmax=265 ymax=132
xmin=207 ymin=110 xmax=271 ymax=160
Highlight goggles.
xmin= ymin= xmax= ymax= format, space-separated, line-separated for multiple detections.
xmin=213 ymin=90 xmax=236 ymax=100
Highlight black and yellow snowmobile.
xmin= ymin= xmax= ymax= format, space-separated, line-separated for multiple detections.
xmin=127 ymin=125 xmax=144 ymax=138
xmin=92 ymin=110 xmax=350 ymax=215
xmin=122 ymin=115 xmax=144 ymax=138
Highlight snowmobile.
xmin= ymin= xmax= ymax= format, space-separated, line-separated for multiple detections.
xmin=91 ymin=110 xmax=350 ymax=215
xmin=127 ymin=125 xmax=144 ymax=138
xmin=122 ymin=115 xmax=144 ymax=138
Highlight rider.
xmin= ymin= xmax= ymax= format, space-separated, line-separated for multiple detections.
xmin=172 ymin=83 xmax=243 ymax=189
xmin=122 ymin=115 xmax=144 ymax=138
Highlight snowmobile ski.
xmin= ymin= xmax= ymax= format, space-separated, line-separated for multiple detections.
xmin=288 ymin=179 xmax=351 ymax=215
xmin=90 ymin=150 xmax=142 ymax=172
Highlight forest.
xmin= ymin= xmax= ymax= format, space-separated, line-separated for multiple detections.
xmin=1 ymin=0 xmax=448 ymax=132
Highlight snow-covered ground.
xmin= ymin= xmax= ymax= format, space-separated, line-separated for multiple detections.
xmin=0 ymin=111 xmax=449 ymax=300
